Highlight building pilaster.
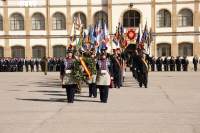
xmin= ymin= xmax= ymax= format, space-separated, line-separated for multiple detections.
xmin=3 ymin=0 xmax=10 ymax=57
xmin=172 ymin=0 xmax=178 ymax=56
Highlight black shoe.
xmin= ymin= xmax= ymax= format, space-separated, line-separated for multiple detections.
xmin=139 ymin=82 xmax=142 ymax=87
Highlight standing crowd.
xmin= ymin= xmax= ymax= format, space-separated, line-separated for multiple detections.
xmin=0 ymin=57 xmax=64 ymax=72
xmin=148 ymin=56 xmax=200 ymax=72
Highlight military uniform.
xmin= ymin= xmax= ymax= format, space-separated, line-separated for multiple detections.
xmin=96 ymin=53 xmax=111 ymax=103
xmin=156 ymin=57 xmax=163 ymax=71
xmin=88 ymin=53 xmax=97 ymax=98
xmin=169 ymin=57 xmax=175 ymax=71
xmin=182 ymin=57 xmax=189 ymax=71
xmin=150 ymin=56 xmax=156 ymax=72
xmin=137 ymin=55 xmax=148 ymax=88
xmin=60 ymin=51 xmax=77 ymax=103
xmin=163 ymin=57 xmax=169 ymax=71
xmin=175 ymin=56 xmax=181 ymax=71
xmin=111 ymin=53 xmax=122 ymax=88
xmin=193 ymin=56 xmax=198 ymax=71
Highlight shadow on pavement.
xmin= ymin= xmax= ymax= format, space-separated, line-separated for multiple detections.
xmin=16 ymin=98 xmax=100 ymax=103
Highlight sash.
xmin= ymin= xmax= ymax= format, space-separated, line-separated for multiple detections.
xmin=114 ymin=57 xmax=122 ymax=69
xmin=142 ymin=58 xmax=148 ymax=70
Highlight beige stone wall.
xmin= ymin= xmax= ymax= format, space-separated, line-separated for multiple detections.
xmin=0 ymin=0 xmax=200 ymax=58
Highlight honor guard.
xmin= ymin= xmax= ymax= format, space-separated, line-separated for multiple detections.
xmin=137 ymin=51 xmax=149 ymax=88
xmin=96 ymin=49 xmax=112 ymax=103
xmin=111 ymin=48 xmax=122 ymax=88
xmin=88 ymin=49 xmax=97 ymax=98
xmin=60 ymin=49 xmax=77 ymax=103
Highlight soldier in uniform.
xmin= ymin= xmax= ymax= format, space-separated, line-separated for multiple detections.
xmin=96 ymin=50 xmax=112 ymax=103
xmin=111 ymin=48 xmax=122 ymax=88
xmin=25 ymin=58 xmax=29 ymax=72
xmin=60 ymin=49 xmax=77 ymax=103
xmin=156 ymin=57 xmax=163 ymax=71
xmin=35 ymin=58 xmax=40 ymax=72
xmin=169 ymin=56 xmax=175 ymax=71
xmin=182 ymin=56 xmax=189 ymax=71
xmin=30 ymin=58 xmax=35 ymax=72
xmin=137 ymin=50 xmax=149 ymax=88
xmin=163 ymin=57 xmax=169 ymax=71
xmin=150 ymin=56 xmax=156 ymax=72
xmin=193 ymin=56 xmax=199 ymax=71
xmin=88 ymin=49 xmax=97 ymax=98
xmin=175 ymin=56 xmax=182 ymax=71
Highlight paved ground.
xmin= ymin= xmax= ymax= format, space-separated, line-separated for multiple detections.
xmin=0 ymin=71 xmax=200 ymax=133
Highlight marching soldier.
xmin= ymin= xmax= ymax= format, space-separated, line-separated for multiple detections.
xmin=111 ymin=48 xmax=122 ymax=88
xmin=60 ymin=49 xmax=77 ymax=103
xmin=193 ymin=56 xmax=199 ymax=71
xmin=41 ymin=56 xmax=48 ymax=75
xmin=88 ymin=49 xmax=97 ymax=98
xmin=96 ymin=49 xmax=112 ymax=103
xmin=137 ymin=50 xmax=148 ymax=88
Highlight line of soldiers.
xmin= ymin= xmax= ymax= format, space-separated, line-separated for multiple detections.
xmin=60 ymin=47 xmax=126 ymax=103
xmin=130 ymin=49 xmax=149 ymax=88
xmin=148 ymin=56 xmax=200 ymax=72
xmin=0 ymin=57 xmax=64 ymax=72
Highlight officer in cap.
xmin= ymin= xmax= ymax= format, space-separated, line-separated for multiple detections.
xmin=88 ymin=48 xmax=97 ymax=98
xmin=96 ymin=47 xmax=112 ymax=103
xmin=60 ymin=48 xmax=77 ymax=103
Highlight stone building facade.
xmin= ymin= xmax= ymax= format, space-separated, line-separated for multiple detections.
xmin=0 ymin=0 xmax=199 ymax=58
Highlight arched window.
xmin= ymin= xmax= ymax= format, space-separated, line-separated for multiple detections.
xmin=53 ymin=45 xmax=66 ymax=57
xmin=157 ymin=43 xmax=171 ymax=57
xmin=32 ymin=13 xmax=45 ymax=30
xmin=32 ymin=46 xmax=46 ymax=58
xmin=178 ymin=9 xmax=193 ymax=27
xmin=10 ymin=13 xmax=24 ymax=30
xmin=157 ymin=9 xmax=171 ymax=27
xmin=94 ymin=11 xmax=108 ymax=27
xmin=11 ymin=46 xmax=25 ymax=58
xmin=52 ymin=12 xmax=66 ymax=30
xmin=73 ymin=12 xmax=87 ymax=29
xmin=0 ymin=15 xmax=3 ymax=31
xmin=0 ymin=47 xmax=4 ymax=58
xmin=179 ymin=43 xmax=193 ymax=56
xmin=123 ymin=10 xmax=140 ymax=27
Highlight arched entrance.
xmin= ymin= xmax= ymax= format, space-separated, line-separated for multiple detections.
xmin=0 ymin=47 xmax=4 ymax=57
xmin=157 ymin=43 xmax=171 ymax=57
xmin=178 ymin=43 xmax=193 ymax=56
xmin=53 ymin=45 xmax=66 ymax=57
xmin=11 ymin=46 xmax=25 ymax=58
xmin=32 ymin=46 xmax=46 ymax=58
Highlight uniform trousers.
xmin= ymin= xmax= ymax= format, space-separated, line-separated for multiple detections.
xmin=89 ymin=83 xmax=97 ymax=97
xmin=65 ymin=84 xmax=76 ymax=103
xmin=99 ymin=85 xmax=109 ymax=103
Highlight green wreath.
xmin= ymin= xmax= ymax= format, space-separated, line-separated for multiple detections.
xmin=71 ymin=57 xmax=97 ymax=83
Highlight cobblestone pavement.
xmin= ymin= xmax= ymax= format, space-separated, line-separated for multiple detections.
xmin=0 ymin=72 xmax=200 ymax=133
